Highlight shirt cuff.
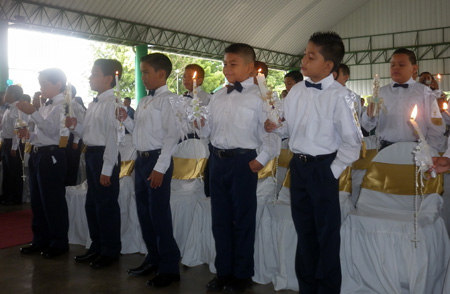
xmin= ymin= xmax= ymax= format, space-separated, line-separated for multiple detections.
xmin=154 ymin=162 xmax=169 ymax=174
xmin=330 ymin=161 xmax=346 ymax=179
xmin=101 ymin=164 xmax=114 ymax=177
xmin=256 ymin=151 xmax=270 ymax=167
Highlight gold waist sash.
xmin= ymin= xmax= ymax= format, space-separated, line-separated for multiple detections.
xmin=119 ymin=160 xmax=135 ymax=178
xmin=172 ymin=157 xmax=207 ymax=180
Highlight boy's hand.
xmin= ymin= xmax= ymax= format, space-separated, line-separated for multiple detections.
xmin=72 ymin=143 xmax=78 ymax=150
xmin=367 ymin=103 xmax=374 ymax=117
xmin=100 ymin=174 xmax=111 ymax=187
xmin=249 ymin=159 xmax=264 ymax=173
xmin=264 ymin=119 xmax=279 ymax=133
xmin=11 ymin=149 xmax=16 ymax=157
xmin=117 ymin=108 xmax=127 ymax=122
xmin=16 ymin=101 xmax=37 ymax=115
xmin=148 ymin=170 xmax=164 ymax=188
xmin=17 ymin=128 xmax=30 ymax=140
xmin=65 ymin=117 xmax=77 ymax=129
xmin=193 ymin=117 xmax=205 ymax=129
xmin=431 ymin=156 xmax=450 ymax=174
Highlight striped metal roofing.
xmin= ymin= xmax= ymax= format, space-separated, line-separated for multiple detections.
xmin=20 ymin=0 xmax=369 ymax=56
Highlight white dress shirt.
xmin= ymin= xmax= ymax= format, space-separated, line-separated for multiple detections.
xmin=72 ymin=89 xmax=119 ymax=176
xmin=361 ymin=78 xmax=446 ymax=152
xmin=275 ymin=74 xmax=361 ymax=178
xmin=199 ymin=77 xmax=280 ymax=166
xmin=0 ymin=101 xmax=29 ymax=150
xmin=70 ymin=99 xmax=86 ymax=144
xmin=122 ymin=85 xmax=179 ymax=174
xmin=30 ymin=93 xmax=65 ymax=148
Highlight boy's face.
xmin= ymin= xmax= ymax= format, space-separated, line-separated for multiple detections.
xmin=140 ymin=62 xmax=165 ymax=91
xmin=419 ymin=73 xmax=433 ymax=86
xmin=182 ymin=68 xmax=203 ymax=92
xmin=39 ymin=77 xmax=62 ymax=99
xmin=335 ymin=68 xmax=349 ymax=86
xmin=284 ymin=77 xmax=297 ymax=92
xmin=390 ymin=53 xmax=417 ymax=84
xmin=89 ymin=65 xmax=112 ymax=94
xmin=223 ymin=53 xmax=254 ymax=84
xmin=301 ymin=42 xmax=333 ymax=82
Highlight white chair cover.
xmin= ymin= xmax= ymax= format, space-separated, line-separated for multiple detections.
xmin=170 ymin=138 xmax=209 ymax=257
xmin=341 ymin=142 xmax=450 ymax=294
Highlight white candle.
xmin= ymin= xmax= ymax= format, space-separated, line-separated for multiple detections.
xmin=66 ymin=82 xmax=74 ymax=117
xmin=410 ymin=105 xmax=426 ymax=141
xmin=437 ymin=74 xmax=442 ymax=90
xmin=115 ymin=71 xmax=121 ymax=100
xmin=192 ymin=71 xmax=197 ymax=100
xmin=256 ymin=69 xmax=269 ymax=96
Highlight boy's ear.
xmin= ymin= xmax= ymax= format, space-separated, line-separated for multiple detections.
xmin=246 ymin=61 xmax=255 ymax=75
xmin=412 ymin=64 xmax=418 ymax=76
xmin=106 ymin=75 xmax=114 ymax=87
xmin=325 ymin=61 xmax=334 ymax=75
xmin=157 ymin=69 xmax=167 ymax=80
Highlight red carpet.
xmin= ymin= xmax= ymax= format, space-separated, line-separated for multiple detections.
xmin=0 ymin=209 xmax=33 ymax=249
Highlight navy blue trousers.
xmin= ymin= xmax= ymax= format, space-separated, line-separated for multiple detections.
xmin=289 ymin=154 xmax=341 ymax=294
xmin=209 ymin=149 xmax=258 ymax=279
xmin=135 ymin=154 xmax=180 ymax=274
xmin=85 ymin=149 xmax=121 ymax=257
xmin=1 ymin=139 xmax=24 ymax=203
xmin=65 ymin=134 xmax=81 ymax=186
xmin=29 ymin=148 xmax=68 ymax=249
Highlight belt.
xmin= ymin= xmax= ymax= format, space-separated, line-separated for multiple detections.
xmin=185 ymin=133 xmax=200 ymax=140
xmin=293 ymin=152 xmax=337 ymax=163
xmin=33 ymin=145 xmax=60 ymax=153
xmin=212 ymin=147 xmax=254 ymax=158
xmin=137 ymin=149 xmax=161 ymax=157
xmin=86 ymin=146 xmax=106 ymax=152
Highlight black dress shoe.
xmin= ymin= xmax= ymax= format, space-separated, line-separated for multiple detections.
xmin=41 ymin=247 xmax=69 ymax=258
xmin=20 ymin=244 xmax=48 ymax=255
xmin=74 ymin=251 xmax=100 ymax=262
xmin=206 ymin=276 xmax=232 ymax=291
xmin=90 ymin=255 xmax=118 ymax=269
xmin=147 ymin=273 xmax=180 ymax=288
xmin=222 ymin=277 xmax=252 ymax=293
xmin=127 ymin=263 xmax=158 ymax=276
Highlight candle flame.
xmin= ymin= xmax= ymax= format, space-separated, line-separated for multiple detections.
xmin=115 ymin=71 xmax=119 ymax=75
xmin=437 ymin=74 xmax=441 ymax=80
xmin=258 ymin=68 xmax=262 ymax=73
xmin=193 ymin=71 xmax=197 ymax=79
xmin=444 ymin=102 xmax=448 ymax=110
xmin=411 ymin=104 xmax=418 ymax=120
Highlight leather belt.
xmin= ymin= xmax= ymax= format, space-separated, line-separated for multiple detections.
xmin=137 ymin=149 xmax=161 ymax=157
xmin=33 ymin=145 xmax=60 ymax=153
xmin=212 ymin=147 xmax=254 ymax=158
xmin=293 ymin=152 xmax=337 ymax=163
xmin=86 ymin=146 xmax=106 ymax=152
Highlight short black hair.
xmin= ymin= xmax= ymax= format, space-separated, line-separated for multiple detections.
xmin=124 ymin=97 xmax=131 ymax=102
xmin=140 ymin=53 xmax=172 ymax=79
xmin=21 ymin=94 xmax=31 ymax=103
xmin=39 ymin=68 xmax=67 ymax=92
xmin=309 ymin=32 xmax=345 ymax=73
xmin=419 ymin=71 xmax=434 ymax=79
xmin=6 ymin=85 xmax=24 ymax=101
xmin=224 ymin=43 xmax=256 ymax=64
xmin=338 ymin=63 xmax=350 ymax=76
xmin=93 ymin=59 xmax=123 ymax=87
xmin=284 ymin=70 xmax=303 ymax=83
xmin=392 ymin=48 xmax=417 ymax=65
xmin=185 ymin=64 xmax=205 ymax=79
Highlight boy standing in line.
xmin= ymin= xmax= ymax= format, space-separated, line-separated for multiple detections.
xmin=265 ymin=32 xmax=361 ymax=293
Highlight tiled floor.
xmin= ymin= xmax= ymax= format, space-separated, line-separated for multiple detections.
xmin=0 ymin=204 xmax=296 ymax=294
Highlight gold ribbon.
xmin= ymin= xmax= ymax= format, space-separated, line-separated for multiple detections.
xmin=119 ymin=160 xmax=135 ymax=178
xmin=362 ymin=162 xmax=443 ymax=195
xmin=279 ymin=149 xmax=293 ymax=168
xmin=258 ymin=158 xmax=276 ymax=179
xmin=339 ymin=166 xmax=352 ymax=193
xmin=282 ymin=169 xmax=291 ymax=187
xmin=352 ymin=149 xmax=378 ymax=170
xmin=24 ymin=142 xmax=32 ymax=154
xmin=172 ymin=157 xmax=207 ymax=180
xmin=59 ymin=136 xmax=68 ymax=148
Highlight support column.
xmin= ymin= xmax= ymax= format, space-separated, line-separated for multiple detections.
xmin=135 ymin=45 xmax=147 ymax=103
xmin=0 ymin=21 xmax=8 ymax=92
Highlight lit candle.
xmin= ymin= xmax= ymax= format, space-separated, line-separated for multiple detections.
xmin=115 ymin=71 xmax=121 ymax=100
xmin=256 ymin=68 xmax=269 ymax=96
xmin=39 ymin=94 xmax=42 ymax=108
xmin=65 ymin=82 xmax=74 ymax=117
xmin=437 ymin=74 xmax=442 ymax=90
xmin=410 ymin=105 xmax=425 ymax=142
xmin=444 ymin=102 xmax=448 ymax=110
xmin=192 ymin=71 xmax=197 ymax=99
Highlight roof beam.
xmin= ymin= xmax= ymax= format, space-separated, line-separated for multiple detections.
xmin=0 ymin=0 xmax=300 ymax=70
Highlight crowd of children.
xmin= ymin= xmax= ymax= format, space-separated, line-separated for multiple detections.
xmin=1 ymin=30 xmax=449 ymax=293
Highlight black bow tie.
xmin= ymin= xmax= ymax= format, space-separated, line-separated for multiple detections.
xmin=184 ymin=93 xmax=193 ymax=98
xmin=45 ymin=100 xmax=53 ymax=106
xmin=93 ymin=97 xmax=98 ymax=103
xmin=393 ymin=83 xmax=409 ymax=88
xmin=148 ymin=90 xmax=156 ymax=96
xmin=226 ymin=82 xmax=243 ymax=94
xmin=305 ymin=80 xmax=322 ymax=90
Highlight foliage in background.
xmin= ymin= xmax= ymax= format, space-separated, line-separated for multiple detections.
xmin=89 ymin=43 xmax=287 ymax=100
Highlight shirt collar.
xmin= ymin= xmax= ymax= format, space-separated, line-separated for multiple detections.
xmin=390 ymin=77 xmax=415 ymax=86
xmin=228 ymin=77 xmax=254 ymax=89
xmin=152 ymin=85 xmax=169 ymax=97
xmin=50 ymin=92 xmax=65 ymax=105
xmin=305 ymin=74 xmax=335 ymax=91
xmin=96 ymin=88 xmax=115 ymax=102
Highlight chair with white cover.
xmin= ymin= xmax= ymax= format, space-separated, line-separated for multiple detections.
xmin=341 ymin=142 xmax=450 ymax=294
xmin=170 ymin=138 xmax=209 ymax=257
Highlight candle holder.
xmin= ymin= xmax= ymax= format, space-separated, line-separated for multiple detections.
xmin=14 ymin=118 xmax=28 ymax=144
xmin=367 ymin=74 xmax=387 ymax=117
xmin=256 ymin=69 xmax=283 ymax=125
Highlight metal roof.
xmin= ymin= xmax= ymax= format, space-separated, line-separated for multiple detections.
xmin=0 ymin=0 xmax=369 ymax=69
